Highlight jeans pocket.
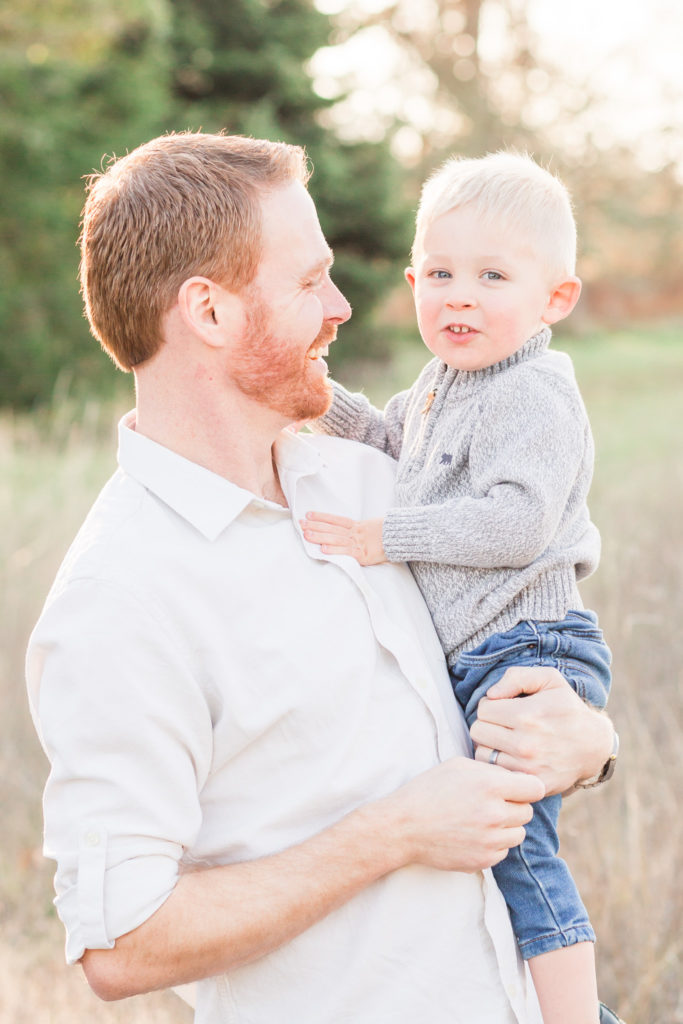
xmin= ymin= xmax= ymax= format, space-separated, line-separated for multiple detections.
xmin=457 ymin=637 xmax=534 ymax=669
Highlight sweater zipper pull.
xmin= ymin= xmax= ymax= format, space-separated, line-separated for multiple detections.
xmin=421 ymin=389 xmax=436 ymax=415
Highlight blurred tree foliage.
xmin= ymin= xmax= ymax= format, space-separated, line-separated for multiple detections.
xmin=0 ymin=0 xmax=172 ymax=407
xmin=0 ymin=0 xmax=410 ymax=408
xmin=2 ymin=0 xmax=680 ymax=407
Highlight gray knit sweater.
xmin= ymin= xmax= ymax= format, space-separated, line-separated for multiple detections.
xmin=314 ymin=328 xmax=600 ymax=664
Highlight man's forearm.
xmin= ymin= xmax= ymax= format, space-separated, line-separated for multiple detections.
xmin=81 ymin=755 xmax=544 ymax=1001
xmin=81 ymin=799 xmax=404 ymax=1000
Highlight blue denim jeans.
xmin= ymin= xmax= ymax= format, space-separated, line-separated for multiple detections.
xmin=450 ymin=610 xmax=612 ymax=959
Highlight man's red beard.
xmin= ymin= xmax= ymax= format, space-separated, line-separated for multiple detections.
xmin=232 ymin=292 xmax=336 ymax=422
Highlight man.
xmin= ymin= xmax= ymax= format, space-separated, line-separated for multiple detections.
xmin=27 ymin=132 xmax=616 ymax=1023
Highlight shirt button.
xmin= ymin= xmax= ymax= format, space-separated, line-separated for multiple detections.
xmin=84 ymin=831 xmax=101 ymax=848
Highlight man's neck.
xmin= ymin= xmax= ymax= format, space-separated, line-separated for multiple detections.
xmin=133 ymin=369 xmax=289 ymax=505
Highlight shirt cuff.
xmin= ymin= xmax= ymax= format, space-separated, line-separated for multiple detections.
xmin=55 ymin=823 xmax=180 ymax=964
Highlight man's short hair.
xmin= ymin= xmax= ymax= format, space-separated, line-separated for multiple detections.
xmin=412 ymin=151 xmax=577 ymax=281
xmin=80 ymin=132 xmax=310 ymax=370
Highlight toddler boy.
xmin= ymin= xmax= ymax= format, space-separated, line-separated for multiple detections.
xmin=301 ymin=152 xmax=613 ymax=1024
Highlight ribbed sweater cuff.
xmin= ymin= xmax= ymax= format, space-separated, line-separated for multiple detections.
xmin=312 ymin=383 xmax=362 ymax=438
xmin=383 ymin=507 xmax=442 ymax=562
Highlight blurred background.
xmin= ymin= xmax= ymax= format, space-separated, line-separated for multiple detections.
xmin=1 ymin=0 xmax=682 ymax=1021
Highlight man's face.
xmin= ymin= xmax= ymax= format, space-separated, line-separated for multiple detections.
xmin=229 ymin=181 xmax=351 ymax=422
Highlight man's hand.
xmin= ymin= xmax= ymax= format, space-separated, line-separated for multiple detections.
xmin=470 ymin=666 xmax=615 ymax=796
xmin=300 ymin=512 xmax=387 ymax=566
xmin=379 ymin=756 xmax=545 ymax=873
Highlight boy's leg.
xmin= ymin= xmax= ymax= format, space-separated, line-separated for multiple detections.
xmin=492 ymin=785 xmax=599 ymax=1024
xmin=492 ymin=788 xmax=597 ymax=1021
xmin=531 ymin=944 xmax=599 ymax=1024
xmin=450 ymin=614 xmax=612 ymax=1024
xmin=451 ymin=625 xmax=598 ymax=956
xmin=520 ymin=612 xmax=612 ymax=1024
xmin=491 ymin=789 xmax=595 ymax=954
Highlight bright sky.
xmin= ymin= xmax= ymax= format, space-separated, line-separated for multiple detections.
xmin=311 ymin=0 xmax=683 ymax=173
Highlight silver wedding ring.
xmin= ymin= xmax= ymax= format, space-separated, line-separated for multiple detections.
xmin=489 ymin=749 xmax=501 ymax=765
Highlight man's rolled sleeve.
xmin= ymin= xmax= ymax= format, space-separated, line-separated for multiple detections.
xmin=27 ymin=578 xmax=213 ymax=963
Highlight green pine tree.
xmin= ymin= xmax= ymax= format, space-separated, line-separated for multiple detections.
xmin=0 ymin=0 xmax=412 ymax=407
xmin=0 ymin=0 xmax=171 ymax=406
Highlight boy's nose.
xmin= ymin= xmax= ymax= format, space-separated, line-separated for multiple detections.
xmin=443 ymin=276 xmax=477 ymax=310
xmin=446 ymin=292 xmax=476 ymax=310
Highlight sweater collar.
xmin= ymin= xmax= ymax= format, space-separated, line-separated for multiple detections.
xmin=436 ymin=327 xmax=552 ymax=395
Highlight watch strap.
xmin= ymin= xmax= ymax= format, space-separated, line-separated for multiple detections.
xmin=576 ymin=728 xmax=619 ymax=789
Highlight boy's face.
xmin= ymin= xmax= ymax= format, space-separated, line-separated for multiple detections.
xmin=406 ymin=204 xmax=578 ymax=372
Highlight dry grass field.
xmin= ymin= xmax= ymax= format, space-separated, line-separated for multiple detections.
xmin=2 ymin=327 xmax=682 ymax=1022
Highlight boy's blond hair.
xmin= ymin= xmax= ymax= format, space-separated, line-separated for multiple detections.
xmin=412 ymin=151 xmax=577 ymax=281
xmin=80 ymin=132 xmax=310 ymax=371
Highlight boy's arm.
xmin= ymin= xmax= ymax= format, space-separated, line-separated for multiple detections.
xmin=304 ymin=374 xmax=592 ymax=570
xmin=311 ymin=379 xmax=411 ymax=460
xmin=382 ymin=374 xmax=591 ymax=567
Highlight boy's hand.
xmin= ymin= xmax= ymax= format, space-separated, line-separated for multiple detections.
xmin=300 ymin=512 xmax=387 ymax=566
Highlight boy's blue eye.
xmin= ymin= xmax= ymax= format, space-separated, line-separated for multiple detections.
xmin=482 ymin=271 xmax=503 ymax=281
xmin=429 ymin=270 xmax=451 ymax=279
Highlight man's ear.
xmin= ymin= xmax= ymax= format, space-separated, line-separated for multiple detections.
xmin=404 ymin=267 xmax=416 ymax=295
xmin=177 ymin=277 xmax=244 ymax=348
xmin=542 ymin=276 xmax=582 ymax=326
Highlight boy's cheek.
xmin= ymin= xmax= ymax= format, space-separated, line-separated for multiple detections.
xmin=416 ymin=298 xmax=438 ymax=327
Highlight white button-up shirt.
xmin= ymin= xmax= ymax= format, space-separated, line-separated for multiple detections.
xmin=27 ymin=414 xmax=540 ymax=1023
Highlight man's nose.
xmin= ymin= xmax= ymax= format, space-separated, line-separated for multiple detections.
xmin=324 ymin=279 xmax=352 ymax=325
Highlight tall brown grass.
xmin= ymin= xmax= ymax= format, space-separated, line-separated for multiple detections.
xmin=0 ymin=397 xmax=192 ymax=1023
xmin=2 ymin=328 xmax=682 ymax=1022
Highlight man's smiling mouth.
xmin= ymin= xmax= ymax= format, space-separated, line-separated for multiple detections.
xmin=307 ymin=344 xmax=330 ymax=360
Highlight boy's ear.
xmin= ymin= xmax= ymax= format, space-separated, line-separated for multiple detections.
xmin=404 ymin=267 xmax=416 ymax=294
xmin=177 ymin=277 xmax=244 ymax=348
xmin=542 ymin=276 xmax=582 ymax=326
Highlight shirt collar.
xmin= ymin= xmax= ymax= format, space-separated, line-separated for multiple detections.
xmin=117 ymin=412 xmax=324 ymax=541
xmin=273 ymin=426 xmax=326 ymax=480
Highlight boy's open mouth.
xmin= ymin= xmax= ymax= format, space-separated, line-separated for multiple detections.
xmin=446 ymin=325 xmax=476 ymax=335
